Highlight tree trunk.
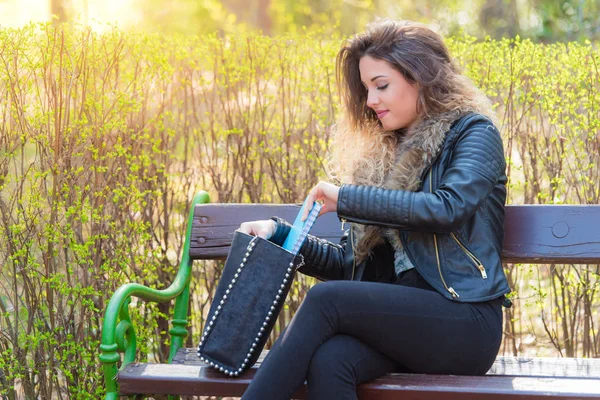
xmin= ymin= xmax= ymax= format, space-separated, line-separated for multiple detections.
xmin=50 ymin=0 xmax=67 ymax=23
xmin=257 ymin=0 xmax=272 ymax=35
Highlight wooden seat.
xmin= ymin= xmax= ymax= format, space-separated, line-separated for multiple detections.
xmin=119 ymin=349 xmax=600 ymax=399
xmin=105 ymin=198 xmax=600 ymax=399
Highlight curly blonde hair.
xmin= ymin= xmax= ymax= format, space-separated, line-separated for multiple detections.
xmin=327 ymin=19 xmax=494 ymax=186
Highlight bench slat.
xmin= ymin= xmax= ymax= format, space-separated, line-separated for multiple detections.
xmin=190 ymin=204 xmax=600 ymax=264
xmin=502 ymin=205 xmax=600 ymax=263
xmin=171 ymin=348 xmax=600 ymax=379
xmin=118 ymin=350 xmax=600 ymax=399
xmin=189 ymin=204 xmax=343 ymax=259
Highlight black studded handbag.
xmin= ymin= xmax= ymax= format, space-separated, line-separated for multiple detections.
xmin=197 ymin=202 xmax=321 ymax=376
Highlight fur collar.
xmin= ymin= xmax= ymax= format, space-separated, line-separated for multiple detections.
xmin=353 ymin=109 xmax=471 ymax=262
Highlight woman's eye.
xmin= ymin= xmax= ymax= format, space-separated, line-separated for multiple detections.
xmin=377 ymin=84 xmax=389 ymax=90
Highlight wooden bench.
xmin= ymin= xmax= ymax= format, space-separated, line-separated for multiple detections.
xmin=100 ymin=191 xmax=600 ymax=399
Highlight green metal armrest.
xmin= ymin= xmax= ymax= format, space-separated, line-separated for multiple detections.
xmin=99 ymin=191 xmax=210 ymax=400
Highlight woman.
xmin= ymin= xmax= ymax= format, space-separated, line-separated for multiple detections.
xmin=238 ymin=19 xmax=511 ymax=400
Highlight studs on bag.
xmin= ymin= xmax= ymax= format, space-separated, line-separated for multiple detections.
xmin=200 ymin=237 xmax=304 ymax=376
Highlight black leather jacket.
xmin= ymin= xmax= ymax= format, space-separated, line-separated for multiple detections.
xmin=270 ymin=113 xmax=511 ymax=303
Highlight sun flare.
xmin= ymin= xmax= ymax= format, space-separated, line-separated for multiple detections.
xmin=0 ymin=0 xmax=139 ymax=31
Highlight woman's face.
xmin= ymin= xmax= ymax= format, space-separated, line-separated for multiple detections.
xmin=358 ymin=55 xmax=420 ymax=131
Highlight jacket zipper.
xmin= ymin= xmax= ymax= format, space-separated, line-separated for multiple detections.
xmin=349 ymin=225 xmax=357 ymax=280
xmin=451 ymin=233 xmax=487 ymax=279
xmin=341 ymin=218 xmax=357 ymax=280
xmin=429 ymin=170 xmax=459 ymax=299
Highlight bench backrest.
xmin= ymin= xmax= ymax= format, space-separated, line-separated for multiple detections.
xmin=190 ymin=204 xmax=600 ymax=264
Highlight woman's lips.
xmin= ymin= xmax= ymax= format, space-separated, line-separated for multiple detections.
xmin=376 ymin=110 xmax=389 ymax=119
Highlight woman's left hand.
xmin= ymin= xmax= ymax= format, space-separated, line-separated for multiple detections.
xmin=302 ymin=181 xmax=340 ymax=221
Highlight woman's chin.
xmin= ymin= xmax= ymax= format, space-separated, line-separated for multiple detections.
xmin=381 ymin=123 xmax=401 ymax=131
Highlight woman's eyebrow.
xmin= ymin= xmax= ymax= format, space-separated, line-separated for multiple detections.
xmin=361 ymin=75 xmax=387 ymax=85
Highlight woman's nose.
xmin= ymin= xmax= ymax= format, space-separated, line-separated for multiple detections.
xmin=366 ymin=90 xmax=380 ymax=108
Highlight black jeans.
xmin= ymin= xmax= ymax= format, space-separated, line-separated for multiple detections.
xmin=241 ymin=271 xmax=503 ymax=400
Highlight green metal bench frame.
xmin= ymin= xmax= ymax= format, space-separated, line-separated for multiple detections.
xmin=99 ymin=191 xmax=209 ymax=400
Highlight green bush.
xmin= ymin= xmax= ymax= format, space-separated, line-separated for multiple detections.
xmin=0 ymin=23 xmax=598 ymax=398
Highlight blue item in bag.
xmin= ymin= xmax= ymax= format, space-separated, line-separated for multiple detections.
xmin=281 ymin=199 xmax=322 ymax=255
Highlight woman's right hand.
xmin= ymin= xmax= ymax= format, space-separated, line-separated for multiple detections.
xmin=237 ymin=220 xmax=277 ymax=240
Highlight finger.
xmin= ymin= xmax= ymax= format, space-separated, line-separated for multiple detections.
xmin=257 ymin=228 xmax=269 ymax=239
xmin=317 ymin=205 xmax=327 ymax=218
xmin=238 ymin=222 xmax=253 ymax=235
xmin=302 ymin=191 xmax=316 ymax=221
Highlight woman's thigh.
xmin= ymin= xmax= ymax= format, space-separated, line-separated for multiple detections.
xmin=303 ymin=280 xmax=503 ymax=375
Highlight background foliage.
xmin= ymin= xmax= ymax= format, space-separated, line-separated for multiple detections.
xmin=0 ymin=22 xmax=599 ymax=398
xmin=44 ymin=0 xmax=600 ymax=41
